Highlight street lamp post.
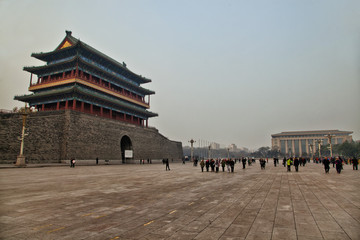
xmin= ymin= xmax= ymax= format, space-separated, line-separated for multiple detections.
xmin=188 ymin=139 xmax=196 ymax=163
xmin=326 ymin=134 xmax=334 ymax=158
xmin=227 ymin=148 xmax=230 ymax=159
xmin=208 ymin=145 xmax=211 ymax=159
xmin=16 ymin=105 xmax=30 ymax=167
xmin=315 ymin=139 xmax=322 ymax=159
xmin=309 ymin=144 xmax=314 ymax=161
xmin=288 ymin=148 xmax=292 ymax=158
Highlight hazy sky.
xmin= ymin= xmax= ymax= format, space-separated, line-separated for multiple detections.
xmin=1 ymin=0 xmax=359 ymax=150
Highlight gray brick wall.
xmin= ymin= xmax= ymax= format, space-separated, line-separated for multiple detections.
xmin=0 ymin=110 xmax=183 ymax=163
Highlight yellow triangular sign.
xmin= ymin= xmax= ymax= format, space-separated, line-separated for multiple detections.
xmin=60 ymin=40 xmax=72 ymax=49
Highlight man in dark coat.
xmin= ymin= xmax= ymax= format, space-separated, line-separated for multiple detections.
xmin=335 ymin=157 xmax=342 ymax=174
xmin=242 ymin=158 xmax=246 ymax=169
xmin=294 ymin=158 xmax=299 ymax=172
xmin=165 ymin=158 xmax=170 ymax=171
xmin=230 ymin=159 xmax=235 ymax=172
xmin=205 ymin=159 xmax=210 ymax=172
xmin=352 ymin=157 xmax=358 ymax=170
xmin=323 ymin=158 xmax=330 ymax=174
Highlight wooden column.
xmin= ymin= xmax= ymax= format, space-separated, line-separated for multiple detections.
xmin=110 ymin=109 xmax=112 ymax=119
xmin=41 ymin=104 xmax=45 ymax=111
xmin=62 ymin=72 xmax=65 ymax=79
xmin=81 ymin=102 xmax=84 ymax=112
xmin=75 ymin=64 xmax=79 ymax=77
xmin=65 ymin=100 xmax=68 ymax=109
xmin=29 ymin=73 xmax=33 ymax=86
xmin=56 ymin=102 xmax=60 ymax=110
xmin=90 ymin=104 xmax=93 ymax=114
xmin=100 ymin=107 xmax=103 ymax=117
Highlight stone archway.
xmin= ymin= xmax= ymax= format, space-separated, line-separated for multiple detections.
xmin=120 ymin=135 xmax=133 ymax=163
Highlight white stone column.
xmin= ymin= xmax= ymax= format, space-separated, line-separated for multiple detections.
xmin=305 ymin=139 xmax=309 ymax=155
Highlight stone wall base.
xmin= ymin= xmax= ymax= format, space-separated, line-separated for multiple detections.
xmin=0 ymin=110 xmax=183 ymax=163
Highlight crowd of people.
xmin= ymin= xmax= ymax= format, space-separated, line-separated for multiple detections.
xmin=198 ymin=157 xmax=269 ymax=173
xmin=320 ymin=156 xmax=358 ymax=174
xmin=199 ymin=158 xmax=235 ymax=172
xmin=195 ymin=156 xmax=359 ymax=174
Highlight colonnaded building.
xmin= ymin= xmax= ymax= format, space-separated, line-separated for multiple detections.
xmin=271 ymin=130 xmax=353 ymax=157
xmin=0 ymin=31 xmax=183 ymax=163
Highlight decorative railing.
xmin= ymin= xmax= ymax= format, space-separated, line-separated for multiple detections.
xmin=30 ymin=74 xmax=149 ymax=106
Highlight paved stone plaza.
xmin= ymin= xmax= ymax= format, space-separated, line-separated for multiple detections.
xmin=0 ymin=161 xmax=359 ymax=240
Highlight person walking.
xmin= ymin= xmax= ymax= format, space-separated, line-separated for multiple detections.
xmin=215 ymin=159 xmax=219 ymax=173
xmin=230 ymin=159 xmax=235 ymax=172
xmin=221 ymin=159 xmax=226 ymax=172
xmin=260 ymin=158 xmax=266 ymax=169
xmin=273 ymin=158 xmax=277 ymax=167
xmin=165 ymin=158 xmax=170 ymax=171
xmin=294 ymin=157 xmax=299 ymax=172
xmin=226 ymin=159 xmax=231 ymax=172
xmin=205 ymin=159 xmax=210 ymax=172
xmin=96 ymin=157 xmax=99 ymax=165
xmin=352 ymin=157 xmax=358 ymax=170
xmin=335 ymin=157 xmax=342 ymax=174
xmin=210 ymin=159 xmax=215 ymax=172
xmin=287 ymin=158 xmax=292 ymax=172
xmin=242 ymin=157 xmax=246 ymax=169
xmin=323 ymin=158 xmax=330 ymax=174
xmin=200 ymin=159 xmax=205 ymax=172
xmin=70 ymin=158 xmax=76 ymax=168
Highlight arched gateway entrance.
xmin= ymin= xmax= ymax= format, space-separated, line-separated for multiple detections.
xmin=120 ymin=135 xmax=133 ymax=163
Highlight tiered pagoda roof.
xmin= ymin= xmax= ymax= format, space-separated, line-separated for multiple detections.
xmin=15 ymin=31 xmax=158 ymax=126
xmin=24 ymin=56 xmax=155 ymax=96
xmin=33 ymin=30 xmax=151 ymax=84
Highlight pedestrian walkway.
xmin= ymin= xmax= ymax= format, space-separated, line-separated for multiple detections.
xmin=0 ymin=161 xmax=359 ymax=239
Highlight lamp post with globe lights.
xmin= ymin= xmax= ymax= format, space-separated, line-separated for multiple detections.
xmin=326 ymin=133 xmax=335 ymax=158
xmin=16 ymin=104 xmax=31 ymax=167
xmin=188 ymin=139 xmax=196 ymax=163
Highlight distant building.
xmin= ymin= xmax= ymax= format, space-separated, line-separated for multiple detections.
xmin=210 ymin=142 xmax=220 ymax=150
xmin=271 ymin=130 xmax=353 ymax=157
xmin=228 ymin=144 xmax=237 ymax=152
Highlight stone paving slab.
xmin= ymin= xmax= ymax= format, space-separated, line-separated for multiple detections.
xmin=0 ymin=161 xmax=359 ymax=239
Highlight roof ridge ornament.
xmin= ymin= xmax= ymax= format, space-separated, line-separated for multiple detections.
xmin=66 ymin=30 xmax=72 ymax=36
